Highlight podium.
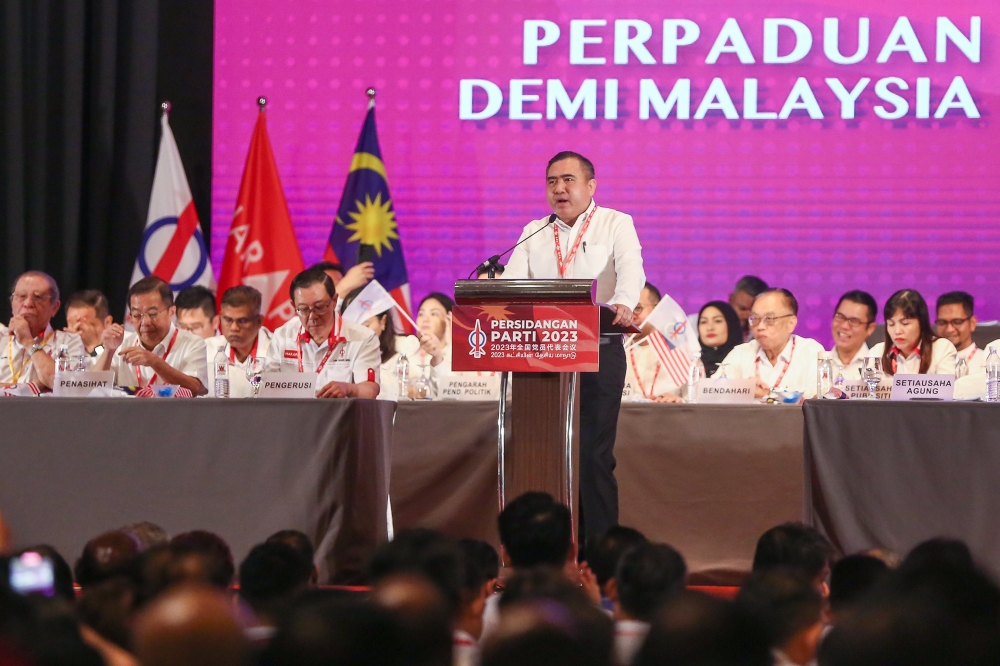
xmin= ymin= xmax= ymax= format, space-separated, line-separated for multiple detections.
xmin=452 ymin=279 xmax=634 ymax=536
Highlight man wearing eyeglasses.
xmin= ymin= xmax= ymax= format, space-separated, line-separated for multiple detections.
xmin=713 ymin=288 xmax=826 ymax=399
xmin=95 ymin=276 xmax=208 ymax=395
xmin=204 ymin=285 xmax=272 ymax=398
xmin=264 ymin=267 xmax=381 ymax=399
xmin=829 ymin=290 xmax=878 ymax=381
xmin=935 ymin=291 xmax=986 ymax=373
xmin=1 ymin=271 xmax=85 ymax=389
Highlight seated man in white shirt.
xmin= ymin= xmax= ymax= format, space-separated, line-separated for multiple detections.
xmin=829 ymin=290 xmax=877 ymax=383
xmin=624 ymin=282 xmax=682 ymax=402
xmin=715 ymin=288 xmax=827 ymax=399
xmin=175 ymin=286 xmax=220 ymax=340
xmin=0 ymin=271 xmax=85 ymax=389
xmin=205 ymin=286 xmax=272 ymax=398
xmin=935 ymin=291 xmax=985 ymax=373
xmin=264 ymin=267 xmax=380 ymax=399
xmin=95 ymin=276 xmax=208 ymax=395
xmin=64 ymin=290 xmax=114 ymax=360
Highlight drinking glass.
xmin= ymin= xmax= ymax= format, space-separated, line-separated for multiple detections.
xmin=412 ymin=364 xmax=432 ymax=400
xmin=245 ymin=357 xmax=266 ymax=398
xmin=955 ymin=357 xmax=969 ymax=379
xmin=715 ymin=363 xmax=729 ymax=379
xmin=862 ymin=357 xmax=883 ymax=400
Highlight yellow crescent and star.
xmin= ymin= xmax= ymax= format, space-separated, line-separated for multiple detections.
xmin=337 ymin=152 xmax=400 ymax=256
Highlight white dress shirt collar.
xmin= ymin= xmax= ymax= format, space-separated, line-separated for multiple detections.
xmin=755 ymin=335 xmax=795 ymax=368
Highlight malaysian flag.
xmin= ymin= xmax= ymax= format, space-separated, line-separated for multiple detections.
xmin=641 ymin=294 xmax=697 ymax=386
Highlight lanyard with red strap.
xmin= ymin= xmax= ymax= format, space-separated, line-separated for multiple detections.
xmin=296 ymin=314 xmax=346 ymax=374
xmin=630 ymin=347 xmax=661 ymax=400
xmin=755 ymin=337 xmax=797 ymax=389
xmin=966 ymin=344 xmax=978 ymax=364
xmin=552 ymin=205 xmax=598 ymax=278
xmin=229 ymin=334 xmax=259 ymax=364
xmin=135 ymin=329 xmax=179 ymax=387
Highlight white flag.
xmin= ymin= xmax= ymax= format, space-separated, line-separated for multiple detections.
xmin=642 ymin=294 xmax=697 ymax=386
xmin=341 ymin=280 xmax=399 ymax=325
xmin=129 ymin=109 xmax=214 ymax=294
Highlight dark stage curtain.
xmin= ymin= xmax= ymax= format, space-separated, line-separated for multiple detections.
xmin=0 ymin=0 xmax=213 ymax=323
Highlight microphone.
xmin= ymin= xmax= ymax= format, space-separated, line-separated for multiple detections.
xmin=468 ymin=214 xmax=558 ymax=279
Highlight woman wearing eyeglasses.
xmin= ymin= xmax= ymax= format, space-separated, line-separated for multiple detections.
xmin=869 ymin=289 xmax=956 ymax=376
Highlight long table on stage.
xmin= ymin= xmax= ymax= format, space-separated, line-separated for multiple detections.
xmin=391 ymin=402 xmax=805 ymax=585
xmin=0 ymin=398 xmax=394 ymax=584
xmin=804 ymin=400 xmax=1000 ymax=579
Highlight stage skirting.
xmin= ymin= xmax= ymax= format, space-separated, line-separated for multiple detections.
xmin=804 ymin=400 xmax=1000 ymax=580
xmin=0 ymin=398 xmax=394 ymax=584
xmin=392 ymin=402 xmax=804 ymax=586
xmin=6 ymin=397 xmax=998 ymax=586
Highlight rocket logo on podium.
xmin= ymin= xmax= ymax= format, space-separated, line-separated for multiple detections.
xmin=469 ymin=321 xmax=487 ymax=359
xmin=324 ymin=92 xmax=414 ymax=334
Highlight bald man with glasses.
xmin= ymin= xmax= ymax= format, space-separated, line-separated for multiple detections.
xmin=713 ymin=288 xmax=826 ymax=399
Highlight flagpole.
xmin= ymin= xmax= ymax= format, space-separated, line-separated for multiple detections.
xmin=366 ymin=87 xmax=376 ymax=109
xmin=258 ymin=96 xmax=267 ymax=112
xmin=161 ymin=100 xmax=171 ymax=116
xmin=394 ymin=302 xmax=418 ymax=331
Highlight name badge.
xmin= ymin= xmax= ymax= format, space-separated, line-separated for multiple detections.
xmin=258 ymin=372 xmax=318 ymax=398
xmin=53 ymin=371 xmax=115 ymax=397
xmin=696 ymin=378 xmax=755 ymax=404
xmin=841 ymin=379 xmax=893 ymax=400
xmin=890 ymin=374 xmax=955 ymax=401
xmin=439 ymin=374 xmax=500 ymax=401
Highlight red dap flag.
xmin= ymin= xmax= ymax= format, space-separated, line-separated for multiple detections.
xmin=218 ymin=103 xmax=304 ymax=331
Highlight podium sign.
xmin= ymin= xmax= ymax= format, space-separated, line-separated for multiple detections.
xmin=452 ymin=303 xmax=599 ymax=372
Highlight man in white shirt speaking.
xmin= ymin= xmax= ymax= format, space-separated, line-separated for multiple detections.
xmin=503 ymin=151 xmax=645 ymax=545
xmin=265 ymin=267 xmax=381 ymax=399
xmin=714 ymin=288 xmax=826 ymax=399
xmin=96 ymin=276 xmax=209 ymax=395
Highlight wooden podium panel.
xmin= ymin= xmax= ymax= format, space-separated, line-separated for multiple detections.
xmin=508 ymin=373 xmax=579 ymax=523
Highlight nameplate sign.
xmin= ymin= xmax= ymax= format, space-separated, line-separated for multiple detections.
xmin=258 ymin=372 xmax=318 ymax=398
xmin=842 ymin=380 xmax=893 ymax=400
xmin=696 ymin=378 xmax=755 ymax=404
xmin=53 ymin=371 xmax=114 ymax=397
xmin=440 ymin=375 xmax=500 ymax=401
xmin=890 ymin=374 xmax=955 ymax=401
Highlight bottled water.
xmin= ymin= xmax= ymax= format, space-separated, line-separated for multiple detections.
xmin=213 ymin=346 xmax=230 ymax=398
xmin=686 ymin=353 xmax=705 ymax=403
xmin=817 ymin=352 xmax=835 ymax=397
xmin=986 ymin=348 xmax=1000 ymax=403
xmin=395 ymin=353 xmax=410 ymax=401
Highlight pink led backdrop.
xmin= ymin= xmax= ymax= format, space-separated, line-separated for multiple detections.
xmin=212 ymin=0 xmax=1000 ymax=343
